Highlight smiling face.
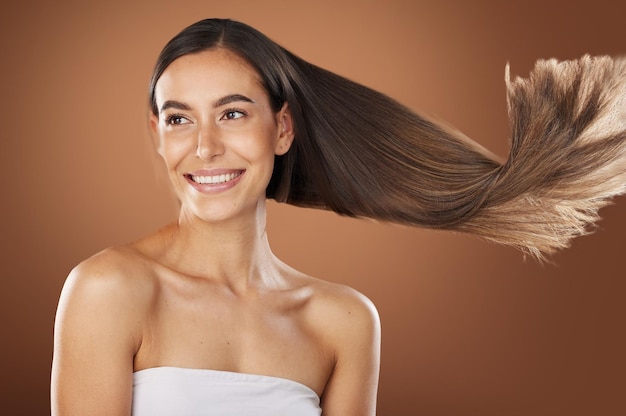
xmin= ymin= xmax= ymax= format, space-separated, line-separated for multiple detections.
xmin=150 ymin=48 xmax=294 ymax=224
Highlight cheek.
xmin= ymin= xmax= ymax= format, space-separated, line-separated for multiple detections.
xmin=240 ymin=121 xmax=279 ymax=159
xmin=237 ymin=136 xmax=276 ymax=165
xmin=157 ymin=136 xmax=193 ymax=169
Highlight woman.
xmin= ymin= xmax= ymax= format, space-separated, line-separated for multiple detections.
xmin=51 ymin=19 xmax=379 ymax=416
xmin=51 ymin=18 xmax=626 ymax=415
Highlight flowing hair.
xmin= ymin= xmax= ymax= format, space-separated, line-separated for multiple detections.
xmin=149 ymin=18 xmax=626 ymax=260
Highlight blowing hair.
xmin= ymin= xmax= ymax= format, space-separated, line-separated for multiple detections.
xmin=150 ymin=18 xmax=626 ymax=260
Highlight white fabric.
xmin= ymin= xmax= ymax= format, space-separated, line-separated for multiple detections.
xmin=132 ymin=366 xmax=322 ymax=416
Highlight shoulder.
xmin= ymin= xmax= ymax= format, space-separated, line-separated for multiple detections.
xmin=315 ymin=280 xmax=379 ymax=327
xmin=298 ymin=277 xmax=381 ymax=413
xmin=52 ymin=246 xmax=152 ymax=414
xmin=55 ymin=245 xmax=156 ymax=344
xmin=61 ymin=246 xmax=154 ymax=305
xmin=301 ymin=276 xmax=381 ymax=352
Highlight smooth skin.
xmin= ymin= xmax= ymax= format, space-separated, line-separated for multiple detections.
xmin=51 ymin=49 xmax=381 ymax=416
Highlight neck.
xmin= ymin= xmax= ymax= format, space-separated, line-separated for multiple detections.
xmin=154 ymin=200 xmax=281 ymax=293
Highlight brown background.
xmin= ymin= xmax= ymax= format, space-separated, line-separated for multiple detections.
xmin=1 ymin=1 xmax=625 ymax=414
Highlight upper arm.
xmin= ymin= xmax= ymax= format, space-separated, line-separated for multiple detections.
xmin=51 ymin=253 xmax=144 ymax=416
xmin=320 ymin=289 xmax=381 ymax=416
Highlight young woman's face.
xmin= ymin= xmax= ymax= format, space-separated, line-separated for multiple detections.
xmin=151 ymin=48 xmax=294 ymax=224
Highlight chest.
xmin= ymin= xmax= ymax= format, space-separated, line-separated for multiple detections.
xmin=134 ymin=286 xmax=333 ymax=396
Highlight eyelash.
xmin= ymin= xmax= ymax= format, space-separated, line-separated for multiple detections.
xmin=163 ymin=108 xmax=248 ymax=126
xmin=164 ymin=114 xmax=188 ymax=126
xmin=221 ymin=108 xmax=247 ymax=120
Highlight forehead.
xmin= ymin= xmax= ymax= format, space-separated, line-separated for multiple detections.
xmin=155 ymin=48 xmax=265 ymax=104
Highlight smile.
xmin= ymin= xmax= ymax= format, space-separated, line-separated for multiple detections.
xmin=189 ymin=171 xmax=243 ymax=185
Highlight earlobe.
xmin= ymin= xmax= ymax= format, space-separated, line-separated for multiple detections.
xmin=275 ymin=103 xmax=295 ymax=156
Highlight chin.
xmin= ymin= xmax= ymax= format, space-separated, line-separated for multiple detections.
xmin=181 ymin=200 xmax=258 ymax=225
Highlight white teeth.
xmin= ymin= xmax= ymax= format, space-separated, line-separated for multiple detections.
xmin=191 ymin=171 xmax=241 ymax=184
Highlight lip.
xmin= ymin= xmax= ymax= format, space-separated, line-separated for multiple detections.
xmin=184 ymin=168 xmax=245 ymax=194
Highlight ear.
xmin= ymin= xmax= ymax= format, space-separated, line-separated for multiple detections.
xmin=148 ymin=112 xmax=162 ymax=154
xmin=274 ymin=102 xmax=295 ymax=156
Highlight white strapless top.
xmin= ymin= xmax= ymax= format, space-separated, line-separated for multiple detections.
xmin=132 ymin=366 xmax=322 ymax=415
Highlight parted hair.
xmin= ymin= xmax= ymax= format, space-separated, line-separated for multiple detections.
xmin=149 ymin=18 xmax=626 ymax=260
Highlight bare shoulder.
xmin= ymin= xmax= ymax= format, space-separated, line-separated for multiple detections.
xmin=294 ymin=274 xmax=381 ymax=414
xmin=52 ymin=246 xmax=154 ymax=415
xmin=60 ymin=246 xmax=154 ymax=307
xmin=296 ymin=274 xmax=381 ymax=347
xmin=55 ymin=245 xmax=156 ymax=346
xmin=314 ymin=279 xmax=378 ymax=324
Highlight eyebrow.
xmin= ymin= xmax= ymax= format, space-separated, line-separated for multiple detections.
xmin=159 ymin=94 xmax=255 ymax=114
xmin=159 ymin=100 xmax=191 ymax=113
xmin=214 ymin=94 xmax=255 ymax=107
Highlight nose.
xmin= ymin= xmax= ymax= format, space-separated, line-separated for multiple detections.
xmin=196 ymin=123 xmax=224 ymax=162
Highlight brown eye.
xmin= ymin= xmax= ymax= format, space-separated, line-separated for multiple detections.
xmin=165 ymin=114 xmax=190 ymax=125
xmin=222 ymin=110 xmax=246 ymax=120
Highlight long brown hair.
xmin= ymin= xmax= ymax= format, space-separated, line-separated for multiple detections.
xmin=149 ymin=18 xmax=626 ymax=260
